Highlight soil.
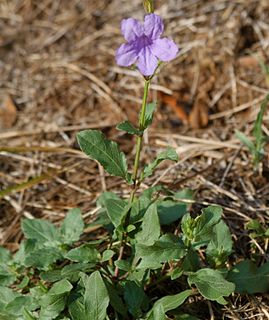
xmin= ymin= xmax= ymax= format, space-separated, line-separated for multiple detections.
xmin=0 ymin=0 xmax=269 ymax=319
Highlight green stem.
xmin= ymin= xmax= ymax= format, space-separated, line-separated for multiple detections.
xmin=114 ymin=80 xmax=150 ymax=279
xmin=130 ymin=79 xmax=150 ymax=201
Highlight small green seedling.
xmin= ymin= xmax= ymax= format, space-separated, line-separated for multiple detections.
xmin=236 ymin=94 xmax=269 ymax=169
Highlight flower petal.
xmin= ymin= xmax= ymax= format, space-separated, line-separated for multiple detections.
xmin=121 ymin=18 xmax=144 ymax=42
xmin=144 ymin=14 xmax=164 ymax=40
xmin=150 ymin=38 xmax=178 ymax=61
xmin=116 ymin=43 xmax=138 ymax=67
xmin=137 ymin=47 xmax=158 ymax=76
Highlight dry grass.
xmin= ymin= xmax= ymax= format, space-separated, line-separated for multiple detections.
xmin=0 ymin=0 xmax=269 ymax=318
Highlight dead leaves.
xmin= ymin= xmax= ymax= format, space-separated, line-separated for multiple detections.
xmin=159 ymin=92 xmax=209 ymax=129
xmin=0 ymin=95 xmax=18 ymax=129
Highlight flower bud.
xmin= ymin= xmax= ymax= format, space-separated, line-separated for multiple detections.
xmin=143 ymin=0 xmax=154 ymax=13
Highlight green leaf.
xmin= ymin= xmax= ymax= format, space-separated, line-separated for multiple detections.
xmin=123 ymin=281 xmax=148 ymax=317
xmin=40 ymin=279 xmax=73 ymax=319
xmin=61 ymin=263 xmax=94 ymax=283
xmin=136 ymin=203 xmax=160 ymax=245
xmin=117 ymin=121 xmax=142 ymax=135
xmin=68 ymin=295 xmax=87 ymax=320
xmin=206 ymin=221 xmax=233 ymax=267
xmin=97 ymin=191 xmax=121 ymax=207
xmin=114 ymin=260 xmax=131 ymax=272
xmin=136 ymin=234 xmax=187 ymax=269
xmin=146 ymin=303 xmax=165 ymax=320
xmin=144 ymin=102 xmax=156 ymax=128
xmin=25 ymin=247 xmax=62 ymax=270
xmin=77 ymin=130 xmax=132 ymax=183
xmin=0 ymin=247 xmax=12 ymax=264
xmin=40 ymin=270 xmax=62 ymax=283
xmin=41 ymin=264 xmax=94 ymax=284
xmin=149 ymin=289 xmax=192 ymax=316
xmin=246 ymin=219 xmax=265 ymax=236
xmin=253 ymin=94 xmax=269 ymax=160
xmin=189 ymin=206 xmax=222 ymax=246
xmin=0 ymin=286 xmax=17 ymax=310
xmin=103 ymin=198 xmax=127 ymax=228
xmin=101 ymin=250 xmax=115 ymax=262
xmin=104 ymin=280 xmax=128 ymax=317
xmin=227 ymin=260 xmax=269 ymax=294
xmin=49 ymin=279 xmax=73 ymax=295
xmin=235 ymin=130 xmax=255 ymax=153
xmin=157 ymin=200 xmax=187 ymax=225
xmin=182 ymin=248 xmax=200 ymax=272
xmin=0 ymin=265 xmax=17 ymax=286
xmin=13 ymin=239 xmax=37 ymax=266
xmin=22 ymin=219 xmax=60 ymax=245
xmin=188 ymin=268 xmax=235 ymax=304
xmin=23 ymin=308 xmax=37 ymax=320
xmin=83 ymin=271 xmax=109 ymax=320
xmin=65 ymin=244 xmax=100 ymax=263
xmin=5 ymin=296 xmax=33 ymax=317
xmin=16 ymin=275 xmax=30 ymax=289
xmin=60 ymin=208 xmax=84 ymax=244
xmin=142 ymin=147 xmax=178 ymax=179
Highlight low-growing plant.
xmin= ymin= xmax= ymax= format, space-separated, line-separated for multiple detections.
xmin=236 ymin=94 xmax=269 ymax=169
xmin=1 ymin=1 xmax=269 ymax=319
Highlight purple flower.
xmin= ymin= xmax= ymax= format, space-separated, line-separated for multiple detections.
xmin=116 ymin=14 xmax=178 ymax=76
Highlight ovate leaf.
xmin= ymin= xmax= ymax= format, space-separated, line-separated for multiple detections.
xmin=227 ymin=260 xmax=269 ymax=294
xmin=188 ymin=269 xmax=235 ymax=304
xmin=0 ymin=265 xmax=17 ymax=286
xmin=0 ymin=286 xmax=17 ymax=310
xmin=103 ymin=199 xmax=127 ymax=228
xmin=0 ymin=247 xmax=12 ymax=264
xmin=40 ymin=279 xmax=73 ymax=319
xmin=5 ymin=296 xmax=33 ymax=317
xmin=104 ymin=280 xmax=128 ymax=317
xmin=22 ymin=219 xmax=60 ymax=245
xmin=206 ymin=221 xmax=233 ymax=267
xmin=61 ymin=263 xmax=94 ymax=283
xmin=192 ymin=206 xmax=222 ymax=245
xmin=77 ymin=130 xmax=131 ymax=183
xmin=123 ymin=281 xmax=148 ymax=317
xmin=25 ymin=247 xmax=62 ymax=270
xmin=136 ymin=203 xmax=160 ymax=245
xmin=83 ymin=271 xmax=109 ymax=320
xmin=148 ymin=289 xmax=192 ymax=317
xmin=136 ymin=234 xmax=187 ymax=269
xmin=60 ymin=208 xmax=84 ymax=244
xmin=157 ymin=200 xmax=187 ymax=225
xmin=65 ymin=244 xmax=100 ymax=263
xmin=68 ymin=294 xmax=87 ymax=320
xmin=142 ymin=147 xmax=178 ymax=179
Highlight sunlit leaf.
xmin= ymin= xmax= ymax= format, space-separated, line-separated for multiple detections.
xmin=188 ymin=268 xmax=235 ymax=304
xmin=77 ymin=130 xmax=132 ymax=183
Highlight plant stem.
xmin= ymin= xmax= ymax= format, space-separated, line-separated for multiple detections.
xmin=130 ymin=79 xmax=150 ymax=201
xmin=114 ymin=80 xmax=150 ymax=278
